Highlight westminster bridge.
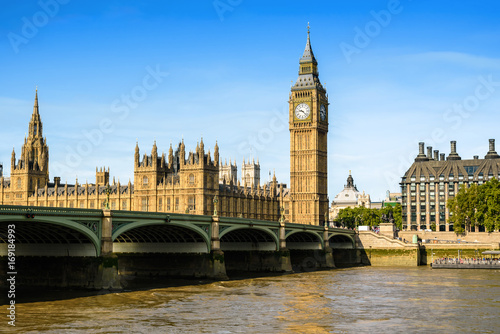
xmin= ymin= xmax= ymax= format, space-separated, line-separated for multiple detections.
xmin=0 ymin=205 xmax=356 ymax=289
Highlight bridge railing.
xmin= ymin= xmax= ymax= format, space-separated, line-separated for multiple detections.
xmin=0 ymin=204 xmax=103 ymax=217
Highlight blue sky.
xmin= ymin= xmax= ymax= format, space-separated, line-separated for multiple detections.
xmin=1 ymin=0 xmax=500 ymax=201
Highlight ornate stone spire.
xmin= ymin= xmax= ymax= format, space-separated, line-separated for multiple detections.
xmin=29 ymin=88 xmax=43 ymax=138
xmin=152 ymin=140 xmax=158 ymax=158
xmin=214 ymin=141 xmax=219 ymax=166
xmin=300 ymin=23 xmax=317 ymax=65
xmin=135 ymin=141 xmax=140 ymax=166
xmin=292 ymin=23 xmax=323 ymax=91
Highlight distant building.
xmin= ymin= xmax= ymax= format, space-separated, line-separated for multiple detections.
xmin=401 ymin=140 xmax=500 ymax=231
xmin=241 ymin=158 xmax=260 ymax=188
xmin=329 ymin=172 xmax=372 ymax=220
xmin=219 ymin=159 xmax=237 ymax=184
xmin=383 ymin=190 xmax=402 ymax=208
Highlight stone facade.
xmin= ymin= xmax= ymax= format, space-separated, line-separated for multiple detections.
xmin=287 ymin=26 xmax=329 ymax=225
xmin=241 ymin=158 xmax=260 ymax=188
xmin=219 ymin=159 xmax=237 ymax=185
xmin=401 ymin=140 xmax=500 ymax=231
xmin=0 ymin=96 xmax=280 ymax=220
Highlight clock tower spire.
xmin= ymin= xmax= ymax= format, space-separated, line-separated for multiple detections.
xmin=289 ymin=25 xmax=329 ymax=225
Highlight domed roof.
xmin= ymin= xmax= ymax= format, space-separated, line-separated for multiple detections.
xmin=333 ymin=171 xmax=360 ymax=205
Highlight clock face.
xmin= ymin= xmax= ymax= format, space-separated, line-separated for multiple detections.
xmin=295 ymin=103 xmax=310 ymax=120
xmin=320 ymin=104 xmax=326 ymax=121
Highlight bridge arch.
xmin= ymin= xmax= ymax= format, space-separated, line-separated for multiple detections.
xmin=112 ymin=220 xmax=210 ymax=253
xmin=0 ymin=217 xmax=100 ymax=256
xmin=328 ymin=233 xmax=355 ymax=249
xmin=285 ymin=230 xmax=324 ymax=250
xmin=220 ymin=226 xmax=279 ymax=251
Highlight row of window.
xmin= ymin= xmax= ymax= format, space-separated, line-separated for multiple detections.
xmin=142 ymin=174 xmax=213 ymax=187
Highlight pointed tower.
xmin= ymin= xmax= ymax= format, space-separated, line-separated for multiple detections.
xmin=289 ymin=24 xmax=329 ymax=225
xmin=135 ymin=141 xmax=140 ymax=167
xmin=11 ymin=89 xmax=50 ymax=204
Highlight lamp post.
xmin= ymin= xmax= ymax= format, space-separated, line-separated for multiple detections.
xmin=104 ymin=185 xmax=111 ymax=210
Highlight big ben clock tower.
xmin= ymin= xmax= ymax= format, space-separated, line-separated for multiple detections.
xmin=289 ymin=25 xmax=329 ymax=225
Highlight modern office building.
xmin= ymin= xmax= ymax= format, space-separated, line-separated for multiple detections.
xmin=401 ymin=140 xmax=500 ymax=231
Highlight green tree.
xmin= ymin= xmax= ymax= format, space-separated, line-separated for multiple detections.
xmin=476 ymin=178 xmax=500 ymax=232
xmin=335 ymin=203 xmax=402 ymax=230
xmin=448 ymin=178 xmax=500 ymax=234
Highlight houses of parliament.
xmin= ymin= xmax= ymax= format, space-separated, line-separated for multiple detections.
xmin=0 ymin=28 xmax=329 ymax=225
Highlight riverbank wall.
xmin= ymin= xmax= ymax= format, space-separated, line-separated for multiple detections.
xmin=399 ymin=231 xmax=500 ymax=243
xmin=355 ymin=231 xmax=420 ymax=266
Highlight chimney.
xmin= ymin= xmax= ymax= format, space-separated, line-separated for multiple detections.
xmin=447 ymin=140 xmax=461 ymax=160
xmin=54 ymin=176 xmax=61 ymax=186
xmin=427 ymin=146 xmax=433 ymax=159
xmin=440 ymin=153 xmax=445 ymax=161
xmin=485 ymin=138 xmax=500 ymax=159
xmin=434 ymin=150 xmax=439 ymax=161
xmin=415 ymin=142 xmax=428 ymax=162
xmin=474 ymin=156 xmax=479 ymax=160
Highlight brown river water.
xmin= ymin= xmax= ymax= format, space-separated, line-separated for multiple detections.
xmin=3 ymin=267 xmax=499 ymax=333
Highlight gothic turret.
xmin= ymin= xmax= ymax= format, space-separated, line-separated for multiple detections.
xmin=135 ymin=142 xmax=140 ymax=166
xmin=168 ymin=143 xmax=174 ymax=167
xmin=152 ymin=141 xmax=158 ymax=159
xmin=11 ymin=148 xmax=15 ymax=170
xmin=214 ymin=141 xmax=219 ymax=167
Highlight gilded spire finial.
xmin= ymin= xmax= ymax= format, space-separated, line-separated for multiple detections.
xmin=307 ymin=22 xmax=310 ymax=35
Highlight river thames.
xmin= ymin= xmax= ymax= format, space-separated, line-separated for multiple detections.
xmin=4 ymin=267 xmax=500 ymax=333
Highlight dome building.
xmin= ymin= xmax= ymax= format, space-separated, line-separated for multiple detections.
xmin=329 ymin=172 xmax=371 ymax=220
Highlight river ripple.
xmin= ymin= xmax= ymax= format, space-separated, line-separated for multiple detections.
xmin=5 ymin=267 xmax=500 ymax=333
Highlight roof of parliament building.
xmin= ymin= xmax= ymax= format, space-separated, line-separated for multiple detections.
xmin=402 ymin=139 xmax=500 ymax=183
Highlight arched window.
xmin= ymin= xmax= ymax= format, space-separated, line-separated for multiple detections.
xmin=143 ymin=176 xmax=148 ymax=185
xmin=189 ymin=174 xmax=195 ymax=185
